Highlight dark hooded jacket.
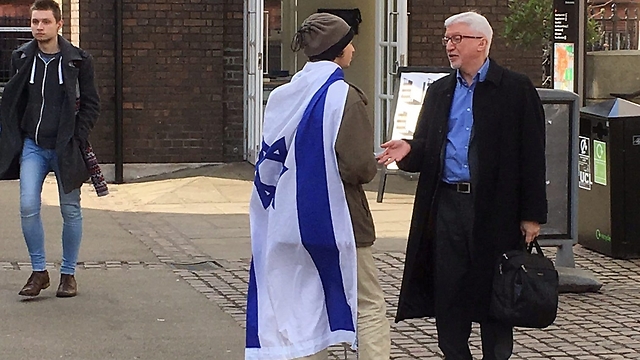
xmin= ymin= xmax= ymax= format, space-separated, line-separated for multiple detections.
xmin=0 ymin=35 xmax=100 ymax=193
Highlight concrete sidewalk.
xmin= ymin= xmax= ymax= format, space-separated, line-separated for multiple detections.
xmin=0 ymin=162 xmax=415 ymax=360
xmin=0 ymin=176 xmax=245 ymax=360
xmin=1 ymin=162 xmax=640 ymax=359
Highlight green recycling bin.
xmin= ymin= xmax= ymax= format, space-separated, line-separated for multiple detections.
xmin=578 ymin=97 xmax=640 ymax=259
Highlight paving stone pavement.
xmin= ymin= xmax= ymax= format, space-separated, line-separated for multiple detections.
xmin=99 ymin=174 xmax=640 ymax=359
xmin=150 ymin=247 xmax=640 ymax=360
xmin=0 ymin=261 xmax=166 ymax=271
xmin=34 ymin=163 xmax=640 ymax=359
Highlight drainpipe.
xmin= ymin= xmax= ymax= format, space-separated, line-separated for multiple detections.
xmin=114 ymin=0 xmax=124 ymax=183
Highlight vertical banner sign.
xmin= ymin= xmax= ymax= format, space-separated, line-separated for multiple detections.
xmin=578 ymin=136 xmax=592 ymax=190
xmin=553 ymin=0 xmax=578 ymax=92
xmin=593 ymin=140 xmax=607 ymax=186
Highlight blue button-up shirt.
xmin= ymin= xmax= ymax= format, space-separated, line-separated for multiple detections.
xmin=442 ymin=59 xmax=490 ymax=183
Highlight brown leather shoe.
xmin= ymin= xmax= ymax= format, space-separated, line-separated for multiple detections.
xmin=18 ymin=270 xmax=50 ymax=297
xmin=56 ymin=274 xmax=77 ymax=298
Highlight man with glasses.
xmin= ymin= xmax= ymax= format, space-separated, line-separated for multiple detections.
xmin=377 ymin=11 xmax=547 ymax=360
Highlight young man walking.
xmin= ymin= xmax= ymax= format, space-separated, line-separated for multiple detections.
xmin=0 ymin=0 xmax=101 ymax=298
xmin=246 ymin=13 xmax=390 ymax=360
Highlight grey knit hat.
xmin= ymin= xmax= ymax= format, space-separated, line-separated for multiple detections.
xmin=291 ymin=13 xmax=354 ymax=60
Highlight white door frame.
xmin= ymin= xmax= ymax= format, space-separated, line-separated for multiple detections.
xmin=246 ymin=0 xmax=407 ymax=159
xmin=244 ymin=0 xmax=265 ymax=164
xmin=374 ymin=0 xmax=408 ymax=149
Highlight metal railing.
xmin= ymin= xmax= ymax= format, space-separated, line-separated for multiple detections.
xmin=589 ymin=3 xmax=640 ymax=51
xmin=0 ymin=16 xmax=30 ymax=84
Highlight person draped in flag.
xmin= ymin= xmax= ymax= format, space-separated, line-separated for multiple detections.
xmin=246 ymin=13 xmax=390 ymax=360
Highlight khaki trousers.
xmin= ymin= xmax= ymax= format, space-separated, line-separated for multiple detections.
xmin=295 ymin=246 xmax=391 ymax=360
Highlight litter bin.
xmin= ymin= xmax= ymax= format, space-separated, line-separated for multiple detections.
xmin=578 ymin=97 xmax=640 ymax=259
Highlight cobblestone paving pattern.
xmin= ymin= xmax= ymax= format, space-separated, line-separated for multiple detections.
xmin=109 ymin=213 xmax=640 ymax=359
xmin=112 ymin=213 xmax=212 ymax=267
xmin=187 ymin=247 xmax=640 ymax=360
xmin=0 ymin=261 xmax=167 ymax=271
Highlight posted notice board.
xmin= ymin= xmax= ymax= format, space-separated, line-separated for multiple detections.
xmin=386 ymin=67 xmax=451 ymax=169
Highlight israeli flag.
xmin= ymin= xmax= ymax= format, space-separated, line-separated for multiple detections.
xmin=246 ymin=61 xmax=358 ymax=360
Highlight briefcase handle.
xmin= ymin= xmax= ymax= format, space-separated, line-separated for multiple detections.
xmin=526 ymin=239 xmax=544 ymax=256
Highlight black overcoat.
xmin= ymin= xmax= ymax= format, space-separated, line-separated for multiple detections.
xmin=0 ymin=36 xmax=100 ymax=194
xmin=394 ymin=59 xmax=548 ymax=323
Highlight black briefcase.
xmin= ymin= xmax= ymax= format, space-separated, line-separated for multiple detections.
xmin=489 ymin=240 xmax=559 ymax=328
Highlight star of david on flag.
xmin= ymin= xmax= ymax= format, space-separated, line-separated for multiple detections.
xmin=254 ymin=137 xmax=288 ymax=209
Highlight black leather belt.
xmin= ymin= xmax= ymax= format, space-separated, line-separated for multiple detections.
xmin=440 ymin=181 xmax=471 ymax=194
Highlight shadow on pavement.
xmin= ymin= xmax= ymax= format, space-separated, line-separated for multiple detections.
xmin=125 ymin=162 xmax=419 ymax=197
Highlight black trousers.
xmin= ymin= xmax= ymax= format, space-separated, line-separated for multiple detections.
xmin=434 ymin=186 xmax=513 ymax=360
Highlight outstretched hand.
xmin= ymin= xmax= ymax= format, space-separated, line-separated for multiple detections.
xmin=376 ymin=140 xmax=411 ymax=166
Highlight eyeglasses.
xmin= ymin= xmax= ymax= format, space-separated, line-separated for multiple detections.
xmin=441 ymin=35 xmax=484 ymax=46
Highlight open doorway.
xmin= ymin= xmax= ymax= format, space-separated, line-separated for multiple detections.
xmin=244 ymin=0 xmax=407 ymax=164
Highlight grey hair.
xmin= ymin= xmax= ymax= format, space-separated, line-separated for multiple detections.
xmin=444 ymin=11 xmax=493 ymax=55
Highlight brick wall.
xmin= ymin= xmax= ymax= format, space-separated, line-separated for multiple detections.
xmin=223 ymin=0 xmax=244 ymax=160
xmin=70 ymin=0 xmax=79 ymax=45
xmin=408 ymin=0 xmax=543 ymax=86
xmin=73 ymin=0 xmax=544 ymax=164
xmin=62 ymin=0 xmax=70 ymax=39
xmin=62 ymin=0 xmax=80 ymax=46
xmin=79 ymin=0 xmax=115 ymax=163
xmin=78 ymin=0 xmax=244 ymax=163
xmin=0 ymin=0 xmax=31 ymax=17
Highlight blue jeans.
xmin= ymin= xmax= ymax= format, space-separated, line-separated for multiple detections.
xmin=20 ymin=138 xmax=83 ymax=275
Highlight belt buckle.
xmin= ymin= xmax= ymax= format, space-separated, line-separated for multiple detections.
xmin=456 ymin=182 xmax=471 ymax=194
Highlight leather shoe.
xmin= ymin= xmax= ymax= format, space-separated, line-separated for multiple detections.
xmin=18 ymin=270 xmax=50 ymax=297
xmin=56 ymin=274 xmax=77 ymax=298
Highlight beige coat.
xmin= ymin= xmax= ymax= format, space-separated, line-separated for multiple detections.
xmin=335 ymin=84 xmax=378 ymax=248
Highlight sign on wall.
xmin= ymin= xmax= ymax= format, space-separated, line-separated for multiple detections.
xmin=578 ymin=135 xmax=592 ymax=190
xmin=553 ymin=0 xmax=579 ymax=92
xmin=554 ymin=43 xmax=575 ymax=91
xmin=593 ymin=139 xmax=607 ymax=186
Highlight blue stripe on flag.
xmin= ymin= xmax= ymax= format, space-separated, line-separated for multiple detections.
xmin=246 ymin=260 xmax=261 ymax=348
xmin=295 ymin=68 xmax=355 ymax=333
